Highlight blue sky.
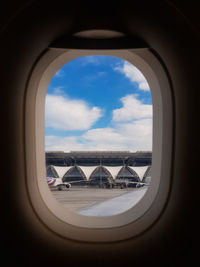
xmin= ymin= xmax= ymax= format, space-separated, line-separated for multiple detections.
xmin=45 ymin=55 xmax=152 ymax=152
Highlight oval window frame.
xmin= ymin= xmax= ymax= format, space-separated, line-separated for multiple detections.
xmin=25 ymin=48 xmax=173 ymax=242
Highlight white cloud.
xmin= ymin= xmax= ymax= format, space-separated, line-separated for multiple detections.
xmin=114 ymin=61 xmax=150 ymax=91
xmin=81 ymin=56 xmax=101 ymax=66
xmin=45 ymin=94 xmax=102 ymax=131
xmin=45 ymin=132 xmax=128 ymax=152
xmin=83 ymin=128 xmax=125 ymax=144
xmin=45 ymin=94 xmax=152 ymax=152
xmin=117 ymin=119 xmax=152 ymax=137
xmin=45 ymin=118 xmax=152 ymax=152
xmin=83 ymin=122 xmax=152 ymax=151
xmin=98 ymin=71 xmax=106 ymax=77
xmin=54 ymin=69 xmax=65 ymax=78
xmin=116 ymin=119 xmax=152 ymax=151
xmin=45 ymin=136 xmax=86 ymax=151
xmin=52 ymin=86 xmax=65 ymax=95
xmin=112 ymin=94 xmax=152 ymax=122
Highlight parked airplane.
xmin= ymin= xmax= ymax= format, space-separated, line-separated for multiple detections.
xmin=46 ymin=176 xmax=86 ymax=190
xmin=46 ymin=176 xmax=71 ymax=190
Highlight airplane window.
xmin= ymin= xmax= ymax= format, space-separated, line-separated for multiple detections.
xmin=26 ymin=47 xmax=172 ymax=241
xmin=45 ymin=55 xmax=152 ymax=216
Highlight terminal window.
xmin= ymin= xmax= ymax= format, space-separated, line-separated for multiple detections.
xmin=45 ymin=55 xmax=152 ymax=216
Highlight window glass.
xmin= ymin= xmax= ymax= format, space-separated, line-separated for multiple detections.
xmin=45 ymin=55 xmax=152 ymax=216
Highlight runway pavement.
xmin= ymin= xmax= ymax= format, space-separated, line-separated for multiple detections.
xmin=51 ymin=186 xmax=147 ymax=214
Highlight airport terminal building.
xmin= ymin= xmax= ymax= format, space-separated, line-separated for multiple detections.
xmin=46 ymin=151 xmax=152 ymax=187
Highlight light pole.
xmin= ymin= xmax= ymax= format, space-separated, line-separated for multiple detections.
xmin=100 ymin=154 xmax=102 ymax=188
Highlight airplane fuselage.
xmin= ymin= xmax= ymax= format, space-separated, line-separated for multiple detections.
xmin=46 ymin=177 xmax=71 ymax=190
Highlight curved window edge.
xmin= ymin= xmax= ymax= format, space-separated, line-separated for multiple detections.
xmin=25 ymin=48 xmax=173 ymax=242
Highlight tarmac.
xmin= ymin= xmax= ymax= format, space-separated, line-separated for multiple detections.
xmin=51 ymin=186 xmax=146 ymax=214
